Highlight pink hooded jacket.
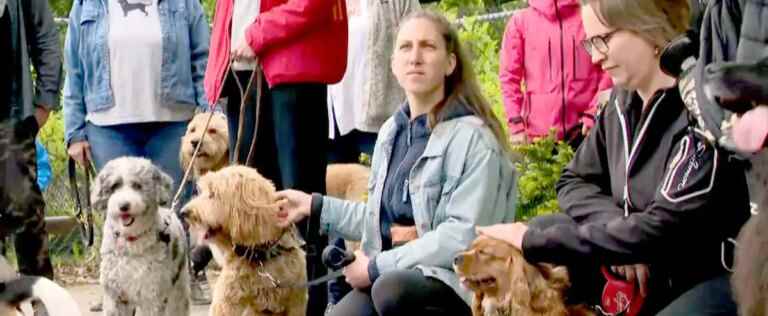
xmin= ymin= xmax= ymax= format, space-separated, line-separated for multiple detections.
xmin=500 ymin=0 xmax=612 ymax=140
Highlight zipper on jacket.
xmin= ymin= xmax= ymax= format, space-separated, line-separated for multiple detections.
xmin=554 ymin=0 xmax=567 ymax=136
xmin=615 ymin=92 xmax=667 ymax=216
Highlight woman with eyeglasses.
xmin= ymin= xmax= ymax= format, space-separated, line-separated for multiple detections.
xmin=478 ymin=0 xmax=751 ymax=315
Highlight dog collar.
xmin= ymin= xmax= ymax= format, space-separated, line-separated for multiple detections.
xmin=233 ymin=240 xmax=294 ymax=264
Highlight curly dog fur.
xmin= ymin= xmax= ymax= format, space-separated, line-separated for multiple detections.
xmin=181 ymin=166 xmax=307 ymax=316
xmin=180 ymin=112 xmax=229 ymax=180
xmin=733 ymin=192 xmax=768 ymax=316
xmin=92 ymin=157 xmax=189 ymax=316
xmin=454 ymin=236 xmax=593 ymax=316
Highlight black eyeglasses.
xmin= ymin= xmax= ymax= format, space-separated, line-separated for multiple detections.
xmin=582 ymin=29 xmax=620 ymax=57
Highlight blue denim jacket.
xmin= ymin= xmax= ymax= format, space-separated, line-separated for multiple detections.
xmin=62 ymin=0 xmax=210 ymax=145
xmin=319 ymin=102 xmax=518 ymax=305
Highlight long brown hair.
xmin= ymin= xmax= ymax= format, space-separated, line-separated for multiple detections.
xmin=396 ymin=10 xmax=513 ymax=156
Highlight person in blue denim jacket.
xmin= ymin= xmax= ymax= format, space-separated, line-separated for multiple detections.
xmin=62 ymin=0 xmax=210 ymax=194
xmin=61 ymin=0 xmax=209 ymax=310
xmin=276 ymin=10 xmax=517 ymax=316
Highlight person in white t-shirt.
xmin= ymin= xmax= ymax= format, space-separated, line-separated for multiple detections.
xmin=62 ymin=0 xmax=210 ymax=310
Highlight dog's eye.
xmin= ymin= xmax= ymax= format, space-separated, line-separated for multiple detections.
xmin=132 ymin=182 xmax=143 ymax=190
xmin=108 ymin=180 xmax=122 ymax=193
xmin=190 ymin=127 xmax=196 ymax=133
xmin=477 ymin=249 xmax=493 ymax=257
xmin=207 ymin=128 xmax=217 ymax=134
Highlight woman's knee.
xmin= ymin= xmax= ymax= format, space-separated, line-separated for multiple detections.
xmin=370 ymin=270 xmax=420 ymax=315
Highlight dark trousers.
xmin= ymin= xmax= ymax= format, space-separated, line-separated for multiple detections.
xmin=329 ymin=270 xmax=471 ymax=316
xmin=655 ymin=274 xmax=737 ymax=316
xmin=225 ymin=70 xmax=330 ymax=315
xmin=0 ymin=117 xmax=53 ymax=280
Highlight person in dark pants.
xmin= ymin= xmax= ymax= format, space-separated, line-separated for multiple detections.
xmin=204 ymin=0 xmax=348 ymax=313
xmin=275 ymin=10 xmax=518 ymax=315
xmin=478 ymin=1 xmax=751 ymax=315
xmin=0 ymin=0 xmax=61 ymax=315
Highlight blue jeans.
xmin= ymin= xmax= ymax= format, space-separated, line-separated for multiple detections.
xmin=85 ymin=121 xmax=189 ymax=195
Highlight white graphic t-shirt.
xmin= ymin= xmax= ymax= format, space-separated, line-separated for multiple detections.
xmin=88 ymin=0 xmax=194 ymax=126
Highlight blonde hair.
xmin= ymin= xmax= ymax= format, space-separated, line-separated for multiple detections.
xmin=396 ymin=10 xmax=512 ymax=156
xmin=580 ymin=0 xmax=689 ymax=49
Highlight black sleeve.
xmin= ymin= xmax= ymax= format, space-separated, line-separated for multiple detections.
xmin=21 ymin=0 xmax=62 ymax=110
xmin=524 ymin=132 xmax=725 ymax=266
xmin=555 ymin=101 xmax=624 ymax=225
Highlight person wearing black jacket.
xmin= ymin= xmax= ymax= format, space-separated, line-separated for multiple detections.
xmin=1 ymin=0 xmax=61 ymax=315
xmin=478 ymin=0 xmax=750 ymax=315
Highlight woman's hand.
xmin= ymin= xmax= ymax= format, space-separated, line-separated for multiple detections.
xmin=343 ymin=250 xmax=372 ymax=289
xmin=275 ymin=189 xmax=312 ymax=228
xmin=476 ymin=223 xmax=529 ymax=250
xmin=231 ymin=37 xmax=256 ymax=62
xmin=610 ymin=264 xmax=650 ymax=297
xmin=67 ymin=141 xmax=92 ymax=167
xmin=391 ymin=225 xmax=418 ymax=246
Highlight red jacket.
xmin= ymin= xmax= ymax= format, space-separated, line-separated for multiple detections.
xmin=500 ymin=0 xmax=611 ymax=139
xmin=203 ymin=0 xmax=348 ymax=106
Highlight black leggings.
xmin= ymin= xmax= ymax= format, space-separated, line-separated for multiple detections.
xmin=329 ymin=269 xmax=471 ymax=316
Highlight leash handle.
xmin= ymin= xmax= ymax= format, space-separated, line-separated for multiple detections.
xmin=321 ymin=245 xmax=355 ymax=270
xmin=67 ymin=157 xmax=95 ymax=248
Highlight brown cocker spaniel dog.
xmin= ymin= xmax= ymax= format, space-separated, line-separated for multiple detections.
xmin=454 ymin=235 xmax=594 ymax=316
xmin=181 ymin=166 xmax=307 ymax=316
xmin=180 ymin=112 xmax=229 ymax=180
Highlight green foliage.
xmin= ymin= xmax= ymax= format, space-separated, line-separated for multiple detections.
xmin=38 ymin=111 xmax=69 ymax=179
xmin=513 ymin=132 xmax=574 ymax=221
xmin=48 ymin=0 xmax=72 ymax=18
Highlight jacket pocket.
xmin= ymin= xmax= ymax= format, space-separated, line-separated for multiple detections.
xmin=526 ymin=92 xmax=561 ymax=137
xmin=572 ymin=36 xmax=595 ymax=81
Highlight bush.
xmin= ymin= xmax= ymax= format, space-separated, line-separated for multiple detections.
xmin=513 ymin=132 xmax=574 ymax=221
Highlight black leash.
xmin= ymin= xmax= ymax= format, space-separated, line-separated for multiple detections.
xmin=67 ymin=157 xmax=95 ymax=248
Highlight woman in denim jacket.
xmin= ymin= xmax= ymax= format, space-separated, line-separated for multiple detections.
xmin=277 ymin=10 xmax=517 ymax=316
xmin=62 ymin=0 xmax=209 ymax=191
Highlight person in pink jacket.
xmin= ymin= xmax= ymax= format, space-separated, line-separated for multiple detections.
xmin=500 ymin=0 xmax=612 ymax=146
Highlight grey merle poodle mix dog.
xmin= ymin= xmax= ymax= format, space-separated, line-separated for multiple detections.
xmin=92 ymin=157 xmax=189 ymax=316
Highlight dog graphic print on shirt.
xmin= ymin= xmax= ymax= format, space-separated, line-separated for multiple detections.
xmin=117 ymin=0 xmax=151 ymax=17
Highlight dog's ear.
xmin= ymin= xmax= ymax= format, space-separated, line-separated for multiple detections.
xmin=508 ymin=255 xmax=532 ymax=310
xmin=152 ymin=167 xmax=174 ymax=207
xmin=180 ymin=144 xmax=192 ymax=177
xmin=90 ymin=171 xmax=110 ymax=212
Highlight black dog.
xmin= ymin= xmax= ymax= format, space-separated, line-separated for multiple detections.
xmin=703 ymin=58 xmax=768 ymax=115
xmin=117 ymin=0 xmax=149 ymax=17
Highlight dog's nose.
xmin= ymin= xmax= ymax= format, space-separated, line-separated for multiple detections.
xmin=190 ymin=140 xmax=200 ymax=148
xmin=118 ymin=202 xmax=130 ymax=212
xmin=454 ymin=254 xmax=464 ymax=266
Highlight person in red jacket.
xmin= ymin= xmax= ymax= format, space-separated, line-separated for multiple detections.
xmin=500 ymin=0 xmax=611 ymax=146
xmin=203 ymin=1 xmax=348 ymax=314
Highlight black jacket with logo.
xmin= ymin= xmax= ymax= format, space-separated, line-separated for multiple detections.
xmin=522 ymin=86 xmax=750 ymax=292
